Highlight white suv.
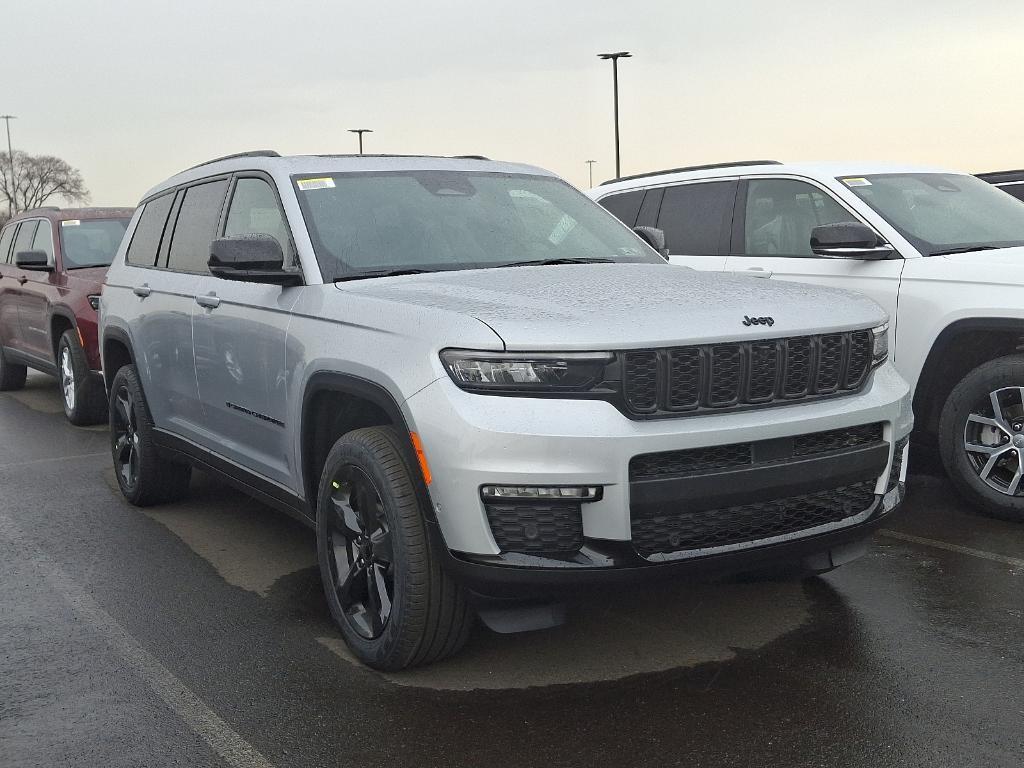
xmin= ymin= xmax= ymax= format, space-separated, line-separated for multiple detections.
xmin=592 ymin=160 xmax=1024 ymax=521
xmin=100 ymin=152 xmax=911 ymax=669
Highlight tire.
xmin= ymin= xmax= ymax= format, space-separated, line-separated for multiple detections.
xmin=0 ymin=346 xmax=27 ymax=391
xmin=940 ymin=354 xmax=1024 ymax=522
xmin=316 ymin=426 xmax=472 ymax=670
xmin=57 ymin=330 xmax=107 ymax=425
xmin=108 ymin=364 xmax=191 ymax=506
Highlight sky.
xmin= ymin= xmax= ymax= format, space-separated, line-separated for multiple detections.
xmin=4 ymin=0 xmax=1023 ymax=206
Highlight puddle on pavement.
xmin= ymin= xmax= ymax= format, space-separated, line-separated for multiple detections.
xmin=103 ymin=467 xmax=316 ymax=597
xmin=319 ymin=578 xmax=809 ymax=690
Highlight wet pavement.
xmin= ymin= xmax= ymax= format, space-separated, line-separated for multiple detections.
xmin=2 ymin=373 xmax=1022 ymax=767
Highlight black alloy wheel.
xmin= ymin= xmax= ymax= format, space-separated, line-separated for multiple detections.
xmin=111 ymin=382 xmax=140 ymax=492
xmin=324 ymin=466 xmax=395 ymax=640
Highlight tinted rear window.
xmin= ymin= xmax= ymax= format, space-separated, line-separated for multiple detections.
xmin=656 ymin=181 xmax=737 ymax=256
xmin=0 ymin=225 xmax=14 ymax=264
xmin=61 ymin=218 xmax=131 ymax=269
xmin=166 ymin=180 xmax=229 ymax=273
xmin=598 ymin=190 xmax=644 ymax=227
xmin=127 ymin=194 xmax=174 ymax=267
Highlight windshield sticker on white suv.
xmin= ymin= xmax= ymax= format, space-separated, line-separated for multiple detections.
xmin=842 ymin=177 xmax=872 ymax=187
xmin=297 ymin=177 xmax=336 ymax=191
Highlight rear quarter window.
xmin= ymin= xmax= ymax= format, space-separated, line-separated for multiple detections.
xmin=0 ymin=224 xmax=15 ymax=264
xmin=126 ymin=193 xmax=175 ymax=267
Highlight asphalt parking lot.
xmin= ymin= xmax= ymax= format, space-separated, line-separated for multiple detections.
xmin=2 ymin=373 xmax=1023 ymax=768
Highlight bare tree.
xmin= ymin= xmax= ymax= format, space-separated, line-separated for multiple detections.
xmin=0 ymin=150 xmax=89 ymax=213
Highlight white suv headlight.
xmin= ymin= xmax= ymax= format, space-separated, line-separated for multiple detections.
xmin=871 ymin=323 xmax=889 ymax=366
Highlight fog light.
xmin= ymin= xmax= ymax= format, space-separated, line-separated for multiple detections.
xmin=480 ymin=485 xmax=603 ymax=502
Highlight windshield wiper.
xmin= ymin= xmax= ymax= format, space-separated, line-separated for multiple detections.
xmin=495 ymin=257 xmax=615 ymax=268
xmin=334 ymin=268 xmax=433 ymax=282
xmin=929 ymin=245 xmax=1002 ymax=257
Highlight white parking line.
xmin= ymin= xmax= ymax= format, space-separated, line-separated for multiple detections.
xmin=879 ymin=529 xmax=1024 ymax=569
xmin=0 ymin=512 xmax=275 ymax=768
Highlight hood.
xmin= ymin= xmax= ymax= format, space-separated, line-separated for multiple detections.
xmin=63 ymin=265 xmax=108 ymax=289
xmin=939 ymin=245 xmax=1024 ymax=269
xmin=336 ymin=263 xmax=885 ymax=350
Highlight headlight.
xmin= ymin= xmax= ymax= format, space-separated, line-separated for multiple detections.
xmin=440 ymin=350 xmax=613 ymax=393
xmin=871 ymin=323 xmax=889 ymax=366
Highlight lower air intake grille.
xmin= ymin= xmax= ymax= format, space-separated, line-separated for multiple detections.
xmin=631 ymin=481 xmax=877 ymax=558
xmin=485 ymin=502 xmax=583 ymax=555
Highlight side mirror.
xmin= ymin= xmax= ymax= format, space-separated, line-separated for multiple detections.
xmin=209 ymin=235 xmax=302 ymax=286
xmin=15 ymin=250 xmax=52 ymax=271
xmin=633 ymin=226 xmax=670 ymax=259
xmin=810 ymin=222 xmax=894 ymax=260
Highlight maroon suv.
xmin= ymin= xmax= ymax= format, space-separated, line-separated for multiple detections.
xmin=0 ymin=207 xmax=133 ymax=424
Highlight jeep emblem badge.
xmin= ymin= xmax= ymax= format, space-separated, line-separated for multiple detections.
xmin=742 ymin=315 xmax=775 ymax=327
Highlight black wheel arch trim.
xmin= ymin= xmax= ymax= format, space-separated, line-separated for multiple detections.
xmin=101 ymin=326 xmax=136 ymax=388
xmin=914 ymin=317 xmax=1024 ymax=436
xmin=299 ymin=370 xmax=437 ymax=524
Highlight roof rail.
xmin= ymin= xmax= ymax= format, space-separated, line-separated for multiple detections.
xmin=451 ymin=155 xmax=491 ymax=160
xmin=185 ymin=149 xmax=280 ymax=172
xmin=976 ymin=169 xmax=1024 ymax=183
xmin=599 ymin=160 xmax=782 ymax=186
xmin=22 ymin=206 xmax=61 ymax=213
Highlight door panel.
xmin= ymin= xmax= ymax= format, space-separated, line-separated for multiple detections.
xmin=192 ymin=279 xmax=298 ymax=485
xmin=18 ymin=220 xmax=58 ymax=360
xmin=192 ymin=175 xmax=299 ymax=487
xmin=0 ymin=223 xmax=22 ymax=352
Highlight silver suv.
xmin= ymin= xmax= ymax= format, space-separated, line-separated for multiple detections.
xmin=100 ymin=151 xmax=913 ymax=669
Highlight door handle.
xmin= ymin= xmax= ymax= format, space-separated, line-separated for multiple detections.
xmin=133 ymin=284 xmax=152 ymax=298
xmin=738 ymin=267 xmax=773 ymax=279
xmin=195 ymin=293 xmax=221 ymax=309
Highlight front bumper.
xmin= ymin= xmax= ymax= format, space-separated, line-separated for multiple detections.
xmin=404 ymin=362 xmax=912 ymax=581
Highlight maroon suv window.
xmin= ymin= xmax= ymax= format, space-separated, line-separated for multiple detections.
xmin=60 ymin=218 xmax=131 ymax=269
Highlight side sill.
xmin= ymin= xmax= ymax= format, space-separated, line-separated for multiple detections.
xmin=152 ymin=428 xmax=314 ymax=529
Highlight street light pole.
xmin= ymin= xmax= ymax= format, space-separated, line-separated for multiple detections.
xmin=0 ymin=115 xmax=16 ymax=216
xmin=348 ymin=128 xmax=372 ymax=155
xmin=585 ymin=160 xmax=597 ymax=187
xmin=597 ymin=52 xmax=631 ymax=179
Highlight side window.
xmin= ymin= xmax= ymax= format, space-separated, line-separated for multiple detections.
xmin=1000 ymin=184 xmax=1024 ymax=203
xmin=598 ymin=190 xmax=644 ymax=227
xmin=31 ymin=221 xmax=55 ymax=264
xmin=12 ymin=220 xmax=38 ymax=259
xmin=635 ymin=188 xmax=664 ymax=228
xmin=127 ymin=193 xmax=175 ymax=267
xmin=166 ymin=179 xmax=229 ymax=274
xmin=743 ymin=178 xmax=858 ymax=257
xmin=223 ymin=178 xmax=292 ymax=260
xmin=657 ymin=181 xmax=737 ymax=256
xmin=0 ymin=224 xmax=15 ymax=264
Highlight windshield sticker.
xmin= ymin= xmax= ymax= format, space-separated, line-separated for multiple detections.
xmin=297 ymin=177 xmax=336 ymax=191
xmin=61 ymin=219 xmax=81 ymax=226
xmin=842 ymin=177 xmax=872 ymax=187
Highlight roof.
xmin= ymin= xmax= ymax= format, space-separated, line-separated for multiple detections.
xmin=592 ymin=160 xmax=960 ymax=196
xmin=143 ymin=152 xmax=553 ymax=202
xmin=9 ymin=206 xmax=135 ymax=224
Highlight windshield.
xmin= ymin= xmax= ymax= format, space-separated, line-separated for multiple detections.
xmin=292 ymin=171 xmax=661 ymax=280
xmin=60 ymin=218 xmax=131 ymax=269
xmin=841 ymin=173 xmax=1024 ymax=256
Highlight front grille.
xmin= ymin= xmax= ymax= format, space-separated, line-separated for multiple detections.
xmin=621 ymin=330 xmax=874 ymax=418
xmin=631 ymin=481 xmax=877 ymax=557
xmin=485 ymin=502 xmax=583 ymax=555
xmin=629 ymin=422 xmax=884 ymax=481
xmin=887 ymin=436 xmax=909 ymax=492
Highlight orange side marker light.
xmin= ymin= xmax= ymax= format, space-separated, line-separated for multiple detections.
xmin=409 ymin=432 xmax=432 ymax=486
